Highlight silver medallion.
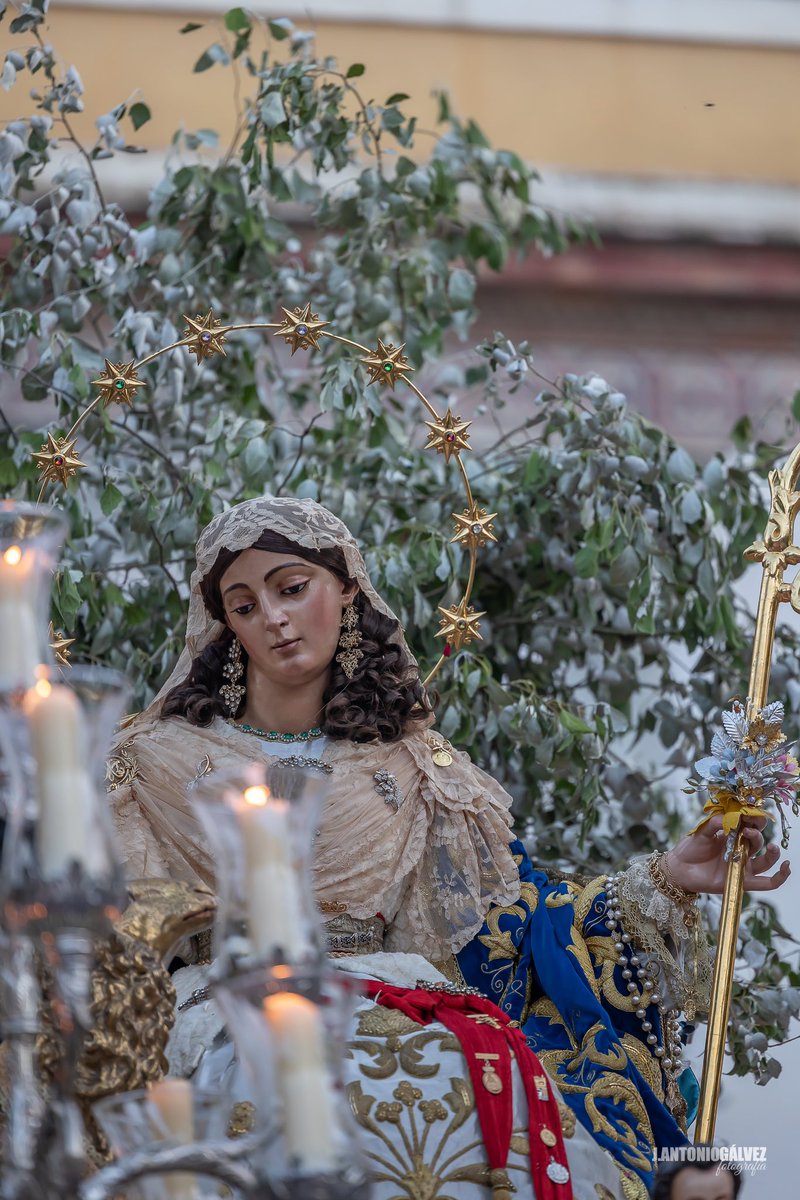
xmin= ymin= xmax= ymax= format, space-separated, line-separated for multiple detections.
xmin=546 ymin=1160 xmax=570 ymax=1185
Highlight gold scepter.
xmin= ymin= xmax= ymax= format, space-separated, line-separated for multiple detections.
xmin=695 ymin=441 xmax=800 ymax=1141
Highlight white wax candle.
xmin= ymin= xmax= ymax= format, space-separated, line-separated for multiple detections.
xmin=263 ymin=992 xmax=336 ymax=1172
xmin=149 ymin=1078 xmax=196 ymax=1200
xmin=26 ymin=682 xmax=95 ymax=878
xmin=236 ymin=788 xmax=310 ymax=960
xmin=0 ymin=546 xmax=40 ymax=690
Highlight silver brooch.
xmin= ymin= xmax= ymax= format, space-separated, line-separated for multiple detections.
xmin=279 ymin=756 xmax=333 ymax=774
xmin=373 ymin=769 xmax=403 ymax=812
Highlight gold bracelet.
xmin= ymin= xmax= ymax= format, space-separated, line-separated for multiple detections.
xmin=647 ymin=851 xmax=699 ymax=927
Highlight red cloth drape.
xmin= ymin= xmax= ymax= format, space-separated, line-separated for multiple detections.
xmin=362 ymin=980 xmax=574 ymax=1200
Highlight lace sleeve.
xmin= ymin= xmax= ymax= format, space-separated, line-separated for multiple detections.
xmin=617 ymin=857 xmax=713 ymax=1018
xmin=618 ymin=857 xmax=692 ymax=946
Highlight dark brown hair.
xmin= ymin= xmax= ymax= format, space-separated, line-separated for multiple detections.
xmin=160 ymin=530 xmax=432 ymax=742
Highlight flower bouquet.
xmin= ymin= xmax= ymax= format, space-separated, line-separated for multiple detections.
xmin=687 ymin=700 xmax=800 ymax=857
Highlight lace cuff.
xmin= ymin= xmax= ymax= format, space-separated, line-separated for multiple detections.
xmin=616 ymin=857 xmax=713 ymax=1019
xmin=619 ymin=857 xmax=692 ymax=945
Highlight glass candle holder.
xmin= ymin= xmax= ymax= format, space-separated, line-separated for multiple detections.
xmin=93 ymin=1085 xmax=236 ymax=1200
xmin=0 ymin=501 xmax=69 ymax=695
xmin=0 ymin=664 xmax=130 ymax=934
xmin=213 ymin=963 xmax=371 ymax=1199
xmin=194 ymin=761 xmax=328 ymax=972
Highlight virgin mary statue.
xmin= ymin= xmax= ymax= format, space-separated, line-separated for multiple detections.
xmin=106 ymin=496 xmax=788 ymax=1197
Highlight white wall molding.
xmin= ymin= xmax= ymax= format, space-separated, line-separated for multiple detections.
xmin=79 ymin=146 xmax=800 ymax=242
xmin=53 ymin=0 xmax=800 ymax=50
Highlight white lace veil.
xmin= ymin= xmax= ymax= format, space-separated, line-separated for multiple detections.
xmin=121 ymin=496 xmax=416 ymax=735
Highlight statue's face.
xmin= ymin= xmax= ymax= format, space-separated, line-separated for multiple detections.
xmin=220 ymin=548 xmax=355 ymax=691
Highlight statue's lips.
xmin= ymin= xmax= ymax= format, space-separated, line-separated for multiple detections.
xmin=272 ymin=638 xmax=300 ymax=652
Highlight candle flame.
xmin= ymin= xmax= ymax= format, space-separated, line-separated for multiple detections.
xmin=270 ymin=963 xmax=295 ymax=980
xmin=3 ymin=545 xmax=22 ymax=566
xmin=243 ymin=784 xmax=271 ymax=807
xmin=33 ymin=678 xmax=52 ymax=698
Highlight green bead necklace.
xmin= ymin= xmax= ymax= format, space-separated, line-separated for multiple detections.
xmin=229 ymin=720 xmax=323 ymax=743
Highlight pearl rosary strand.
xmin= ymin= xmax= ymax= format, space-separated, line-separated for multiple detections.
xmin=605 ymin=873 xmax=683 ymax=1076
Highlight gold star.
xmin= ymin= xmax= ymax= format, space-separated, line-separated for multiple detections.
xmin=273 ymin=303 xmax=328 ymax=354
xmin=436 ymin=598 xmax=486 ymax=653
xmin=451 ymin=505 xmax=498 ymax=551
xmin=49 ymin=622 xmax=75 ymax=667
xmin=32 ymin=432 xmax=86 ymax=487
xmin=182 ymin=309 xmax=228 ymax=363
xmin=425 ymin=408 xmax=472 ymax=463
xmin=91 ymin=360 xmax=146 ymax=408
xmin=360 ymin=339 xmax=413 ymax=389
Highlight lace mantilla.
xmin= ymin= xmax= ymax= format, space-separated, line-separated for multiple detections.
xmin=118 ymin=496 xmax=418 ymax=737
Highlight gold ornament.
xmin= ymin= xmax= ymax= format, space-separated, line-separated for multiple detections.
xmin=91 ymin=359 xmax=146 ymax=407
xmin=227 ymin=1100 xmax=256 ymax=1138
xmin=539 ymin=1126 xmax=557 ymax=1147
xmin=48 ymin=621 xmax=75 ymax=667
xmin=427 ymin=734 xmax=454 ymax=767
xmin=361 ymin=338 xmax=413 ymax=389
xmin=33 ymin=878 xmax=215 ymax=1161
xmin=32 ymin=432 xmax=86 ymax=487
xmin=182 ymin=308 xmax=228 ymax=363
xmin=436 ymin=598 xmax=485 ymax=652
xmin=425 ymin=408 xmax=472 ymax=463
xmin=451 ymin=504 xmax=498 ymax=550
xmin=274 ymin=302 xmax=328 ymax=354
xmin=476 ymin=1053 xmax=503 ymax=1094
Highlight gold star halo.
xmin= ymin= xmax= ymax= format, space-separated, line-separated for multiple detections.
xmin=425 ymin=408 xmax=472 ymax=463
xmin=361 ymin=338 xmax=413 ymax=389
xmin=182 ymin=309 xmax=228 ymax=363
xmin=49 ymin=621 xmax=75 ymax=667
xmin=91 ymin=360 xmax=146 ymax=408
xmin=273 ymin=303 xmax=328 ymax=354
xmin=451 ymin=505 xmax=498 ymax=551
xmin=436 ymin=598 xmax=486 ymax=653
xmin=32 ymin=432 xmax=86 ymax=487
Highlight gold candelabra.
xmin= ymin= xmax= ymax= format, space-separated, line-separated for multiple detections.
xmin=695 ymin=440 xmax=800 ymax=1140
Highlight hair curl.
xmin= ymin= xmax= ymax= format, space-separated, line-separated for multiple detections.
xmin=160 ymin=530 xmax=432 ymax=742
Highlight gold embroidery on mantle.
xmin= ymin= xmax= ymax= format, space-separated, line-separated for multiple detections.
xmin=619 ymin=1168 xmax=651 ymax=1200
xmin=558 ymin=1100 xmax=577 ymax=1138
xmin=348 ymin=1011 xmax=532 ymax=1200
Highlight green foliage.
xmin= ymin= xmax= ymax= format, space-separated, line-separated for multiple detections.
xmin=2 ymin=5 xmax=799 ymax=1079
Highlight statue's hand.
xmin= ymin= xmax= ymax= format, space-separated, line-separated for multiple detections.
xmin=664 ymin=815 xmax=791 ymax=895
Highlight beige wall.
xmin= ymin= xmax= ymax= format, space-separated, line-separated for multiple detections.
xmin=3 ymin=7 xmax=800 ymax=184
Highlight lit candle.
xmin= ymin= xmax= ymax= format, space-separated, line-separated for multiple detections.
xmin=0 ymin=545 xmax=40 ymax=690
xmin=26 ymin=680 xmax=95 ymax=878
xmin=263 ymin=992 xmax=336 ymax=1173
xmin=236 ymin=786 xmax=310 ymax=961
xmin=149 ymin=1077 xmax=196 ymax=1200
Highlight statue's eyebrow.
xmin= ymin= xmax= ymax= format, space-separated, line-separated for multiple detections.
xmin=222 ymin=561 xmax=308 ymax=597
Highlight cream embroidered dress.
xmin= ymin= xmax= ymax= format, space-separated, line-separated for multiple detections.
xmin=110 ymin=716 xmax=520 ymax=963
